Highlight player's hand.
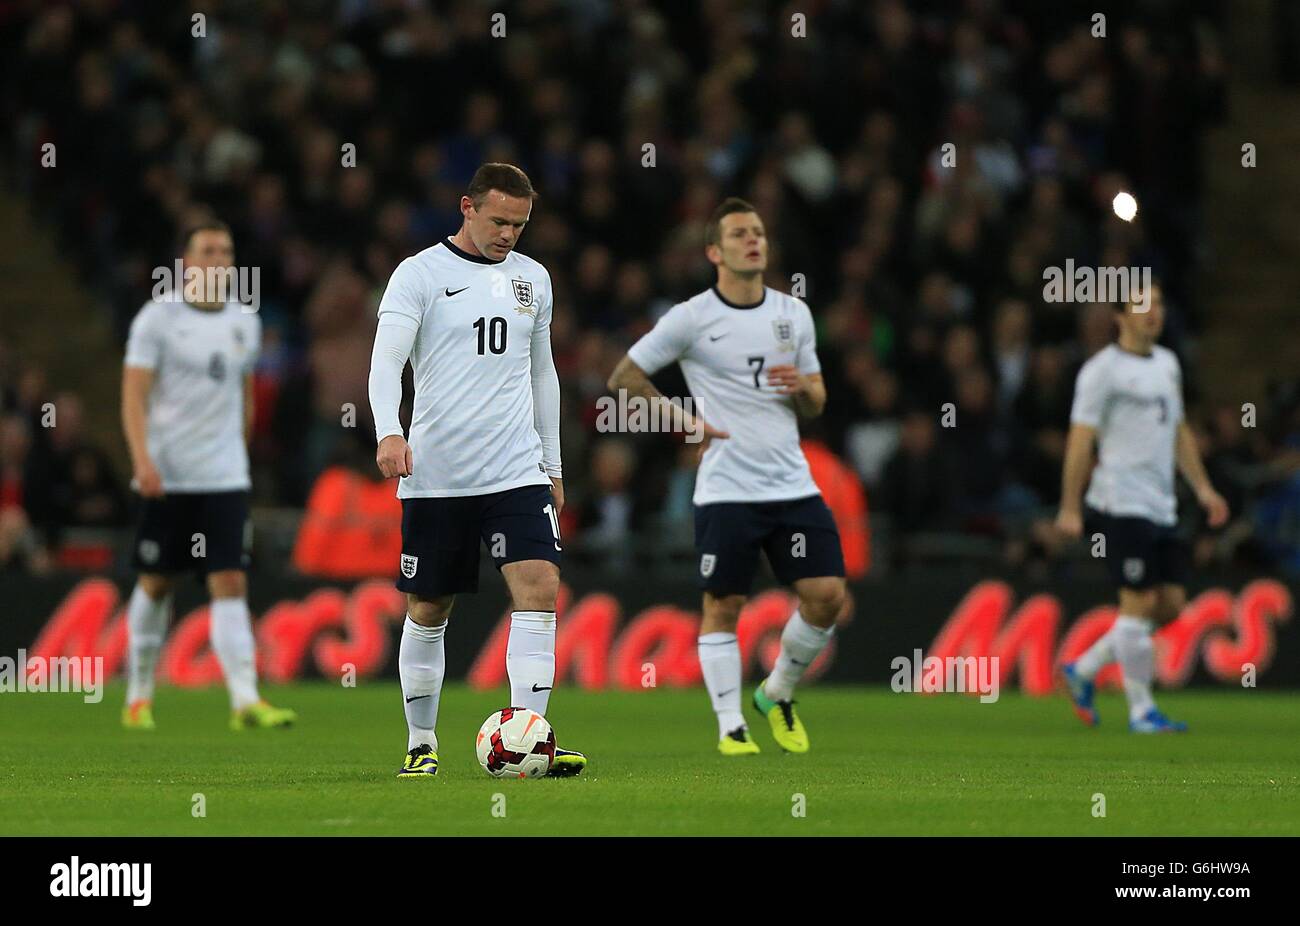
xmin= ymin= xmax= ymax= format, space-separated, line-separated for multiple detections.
xmin=1197 ymin=486 xmax=1229 ymax=528
xmin=376 ymin=434 xmax=413 ymax=478
xmin=692 ymin=418 xmax=730 ymax=461
xmin=766 ymin=364 xmax=806 ymax=395
xmin=1054 ymin=507 xmax=1084 ymax=540
xmin=133 ymin=458 xmax=164 ymax=498
xmin=550 ymin=476 xmax=564 ymax=514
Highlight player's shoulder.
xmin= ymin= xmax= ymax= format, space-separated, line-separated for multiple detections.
xmin=505 ymin=249 xmax=551 ymax=280
xmin=1077 ymin=343 xmax=1119 ymax=378
xmin=1153 ymin=344 xmax=1181 ymax=371
xmin=767 ymin=287 xmax=813 ymax=320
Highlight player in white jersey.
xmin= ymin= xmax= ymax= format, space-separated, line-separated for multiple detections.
xmin=121 ymin=220 xmax=296 ymax=732
xmin=1056 ymin=283 xmax=1228 ymax=732
xmin=368 ymin=163 xmax=585 ymax=778
xmin=608 ymin=198 xmax=848 ymax=755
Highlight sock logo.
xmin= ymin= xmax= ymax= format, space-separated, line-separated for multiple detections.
xmin=405 ymin=694 xmax=430 ymax=703
xmin=400 ymin=554 xmax=418 ymax=579
xmin=531 ymin=684 xmax=552 ymax=692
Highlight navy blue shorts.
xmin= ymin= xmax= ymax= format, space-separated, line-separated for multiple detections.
xmin=694 ymin=495 xmax=845 ymax=595
xmin=398 ymin=484 xmax=562 ymax=597
xmin=1085 ymin=506 xmax=1189 ymax=590
xmin=132 ymin=490 xmax=251 ymax=575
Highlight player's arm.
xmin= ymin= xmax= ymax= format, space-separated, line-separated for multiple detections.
xmin=121 ymin=365 xmax=162 ymax=497
xmin=1055 ymin=423 xmax=1096 ymax=538
xmin=369 ymin=260 xmax=423 ymax=479
xmin=1175 ymin=420 xmax=1229 ymax=527
xmin=609 ymin=302 xmax=729 ymax=448
xmin=122 ymin=306 xmax=163 ymax=497
xmin=531 ymin=283 xmax=564 ymax=512
xmin=243 ymin=372 xmax=254 ymax=444
xmin=768 ymin=301 xmax=827 ymax=417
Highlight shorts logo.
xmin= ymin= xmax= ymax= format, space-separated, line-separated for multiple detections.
xmin=772 ymin=318 xmax=795 ymax=349
xmin=1123 ymin=557 xmax=1145 ymax=583
xmin=138 ymin=540 xmax=160 ymax=565
xmin=400 ymin=554 xmax=419 ymax=579
xmin=512 ymin=279 xmax=534 ymax=307
xmin=700 ymin=554 xmax=716 ymax=578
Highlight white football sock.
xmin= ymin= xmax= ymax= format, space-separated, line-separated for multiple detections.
xmin=1111 ymin=615 xmax=1156 ymax=721
xmin=506 ymin=611 xmax=556 ymax=715
xmin=399 ymin=616 xmax=446 ymax=751
xmin=209 ymin=597 xmax=260 ymax=710
xmin=1074 ymin=623 xmax=1119 ymax=680
xmin=125 ymin=584 xmax=171 ymax=704
xmin=698 ymin=632 xmax=744 ymax=737
xmin=764 ymin=610 xmax=833 ymax=702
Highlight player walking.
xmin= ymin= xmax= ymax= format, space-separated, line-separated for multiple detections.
xmin=121 ymin=220 xmax=296 ymax=731
xmin=1056 ymin=283 xmax=1229 ymax=732
xmin=608 ymin=198 xmax=848 ymax=755
xmin=368 ymin=163 xmax=585 ymax=778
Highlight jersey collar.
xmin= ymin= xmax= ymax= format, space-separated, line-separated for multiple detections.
xmin=441 ymin=237 xmax=504 ymax=265
xmin=711 ymin=286 xmax=766 ymax=310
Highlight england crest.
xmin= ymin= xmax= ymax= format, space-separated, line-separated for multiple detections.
xmin=512 ymin=279 xmax=534 ymax=307
xmin=772 ymin=318 xmax=795 ymax=349
xmin=401 ymin=554 xmax=419 ymax=579
xmin=700 ymin=554 xmax=716 ymax=578
xmin=1123 ymin=557 xmax=1145 ymax=584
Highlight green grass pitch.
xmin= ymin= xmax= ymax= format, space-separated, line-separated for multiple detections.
xmin=2 ymin=683 xmax=1298 ymax=835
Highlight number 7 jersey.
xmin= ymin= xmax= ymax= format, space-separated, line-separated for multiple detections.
xmin=628 ymin=286 xmax=822 ymax=505
xmin=374 ymin=237 xmax=557 ymax=498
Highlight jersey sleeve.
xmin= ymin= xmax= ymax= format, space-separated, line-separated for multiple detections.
xmin=243 ymin=312 xmax=262 ymax=374
xmin=626 ymin=301 xmax=694 ymax=376
xmin=1069 ymin=355 xmax=1110 ymax=427
xmin=376 ymin=258 xmax=428 ymax=332
xmin=124 ymin=304 xmax=164 ymax=370
xmin=530 ymin=273 xmax=562 ymax=477
xmin=794 ymin=300 xmax=822 ymax=375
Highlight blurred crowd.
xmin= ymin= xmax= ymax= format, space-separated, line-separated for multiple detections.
xmin=4 ymin=0 xmax=1300 ymax=577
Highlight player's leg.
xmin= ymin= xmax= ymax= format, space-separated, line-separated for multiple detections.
xmin=755 ymin=496 xmax=847 ymax=752
xmin=395 ymin=496 xmax=478 ymax=777
xmin=397 ymin=593 xmax=453 ymax=778
xmin=694 ymin=502 xmax=762 ymax=754
xmin=122 ymin=572 xmax=173 ymax=730
xmin=700 ymin=591 xmax=757 ymax=754
xmin=1062 ymin=508 xmax=1129 ymax=725
xmin=198 ymin=491 xmax=295 ymax=730
xmin=123 ymin=494 xmax=181 ymax=729
xmin=485 ymin=485 xmax=583 ymax=775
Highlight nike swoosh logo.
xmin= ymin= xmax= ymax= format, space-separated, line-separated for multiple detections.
xmin=531 ymin=684 xmax=552 ymax=692
xmin=444 ymin=286 xmax=469 ymax=297
xmin=709 ymin=334 xmax=727 ymax=342
xmin=405 ymin=695 xmax=430 ymax=703
xmin=716 ymin=688 xmax=736 ymax=698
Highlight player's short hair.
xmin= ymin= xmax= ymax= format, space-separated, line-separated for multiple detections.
xmin=706 ymin=197 xmax=759 ymax=246
xmin=179 ymin=219 xmax=232 ymax=254
xmin=466 ymin=163 xmax=538 ymax=208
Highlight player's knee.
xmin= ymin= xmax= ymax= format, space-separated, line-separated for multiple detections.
xmin=408 ymin=595 xmax=453 ymax=626
xmin=702 ymin=593 xmax=745 ymax=632
xmin=504 ymin=561 xmax=560 ymax=611
xmin=138 ymin=573 xmax=173 ymax=601
xmin=1156 ymin=588 xmax=1186 ymax=625
xmin=796 ymin=577 xmax=845 ymax=627
xmin=207 ymin=570 xmax=246 ymax=599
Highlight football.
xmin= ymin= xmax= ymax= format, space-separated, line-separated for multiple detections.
xmin=475 ymin=707 xmax=556 ymax=779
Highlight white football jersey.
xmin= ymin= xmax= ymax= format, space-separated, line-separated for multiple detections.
xmin=628 ymin=286 xmax=822 ymax=505
xmin=1071 ymin=343 xmax=1184 ymax=525
xmin=375 ymin=238 xmax=556 ymax=498
xmin=123 ymin=295 xmax=260 ymax=492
